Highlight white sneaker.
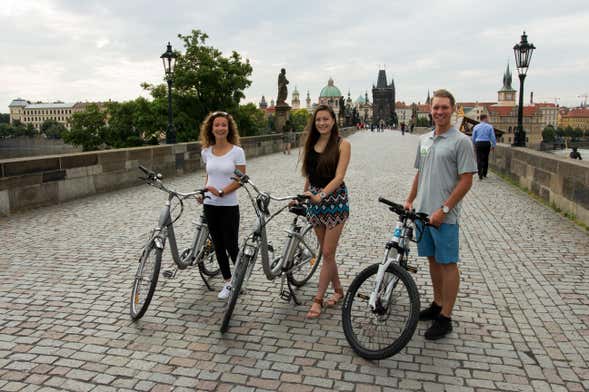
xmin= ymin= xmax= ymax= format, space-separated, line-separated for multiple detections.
xmin=217 ymin=283 xmax=232 ymax=300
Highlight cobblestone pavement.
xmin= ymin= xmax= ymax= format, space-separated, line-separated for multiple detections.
xmin=1 ymin=130 xmax=588 ymax=392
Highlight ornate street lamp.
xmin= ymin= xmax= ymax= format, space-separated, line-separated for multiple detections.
xmin=512 ymin=31 xmax=535 ymax=147
xmin=161 ymin=42 xmax=177 ymax=144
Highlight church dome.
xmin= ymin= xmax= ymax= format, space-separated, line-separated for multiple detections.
xmin=319 ymin=78 xmax=342 ymax=98
xmin=355 ymin=95 xmax=366 ymax=104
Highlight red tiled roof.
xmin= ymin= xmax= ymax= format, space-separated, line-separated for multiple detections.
xmin=457 ymin=102 xmax=496 ymax=108
xmin=488 ymin=105 xmax=538 ymax=116
xmin=563 ymin=108 xmax=589 ymax=118
xmin=534 ymin=102 xmax=557 ymax=107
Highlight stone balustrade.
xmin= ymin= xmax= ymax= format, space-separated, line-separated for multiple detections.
xmin=490 ymin=144 xmax=589 ymax=226
xmin=0 ymin=128 xmax=356 ymax=215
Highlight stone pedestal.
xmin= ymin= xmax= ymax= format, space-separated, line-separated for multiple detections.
xmin=274 ymin=103 xmax=291 ymax=132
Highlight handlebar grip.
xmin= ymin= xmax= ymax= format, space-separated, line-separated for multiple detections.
xmin=296 ymin=194 xmax=310 ymax=200
xmin=378 ymin=197 xmax=399 ymax=209
xmin=234 ymin=169 xmax=244 ymax=177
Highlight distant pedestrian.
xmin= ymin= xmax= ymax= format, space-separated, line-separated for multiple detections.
xmin=282 ymin=120 xmax=295 ymax=155
xmin=404 ymin=89 xmax=477 ymax=340
xmin=570 ymin=147 xmax=582 ymax=160
xmin=400 ymin=122 xmax=406 ymax=135
xmin=471 ymin=114 xmax=496 ymax=180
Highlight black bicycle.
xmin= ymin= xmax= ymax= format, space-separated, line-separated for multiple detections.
xmin=342 ymin=197 xmax=429 ymax=360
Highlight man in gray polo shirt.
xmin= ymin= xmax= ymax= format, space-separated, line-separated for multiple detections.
xmin=404 ymin=89 xmax=477 ymax=340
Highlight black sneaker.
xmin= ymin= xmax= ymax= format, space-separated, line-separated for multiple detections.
xmin=419 ymin=301 xmax=442 ymax=321
xmin=424 ymin=314 xmax=453 ymax=340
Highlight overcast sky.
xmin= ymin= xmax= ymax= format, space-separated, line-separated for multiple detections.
xmin=2 ymin=0 xmax=588 ymax=111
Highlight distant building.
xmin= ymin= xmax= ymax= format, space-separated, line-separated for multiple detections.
xmin=291 ymin=86 xmax=300 ymax=109
xmin=559 ymin=108 xmax=589 ymax=130
xmin=371 ymin=69 xmax=396 ymax=126
xmin=318 ymin=78 xmax=343 ymax=119
xmin=354 ymin=92 xmax=372 ymax=123
xmin=259 ymin=95 xmax=268 ymax=110
xmin=305 ymin=90 xmax=311 ymax=110
xmin=8 ymin=98 xmax=105 ymax=131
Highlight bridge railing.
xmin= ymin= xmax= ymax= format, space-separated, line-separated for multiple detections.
xmin=0 ymin=128 xmax=357 ymax=216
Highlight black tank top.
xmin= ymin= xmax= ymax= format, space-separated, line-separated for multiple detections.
xmin=308 ymin=138 xmax=341 ymax=188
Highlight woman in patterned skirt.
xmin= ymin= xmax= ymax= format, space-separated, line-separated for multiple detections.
xmin=300 ymin=104 xmax=351 ymax=319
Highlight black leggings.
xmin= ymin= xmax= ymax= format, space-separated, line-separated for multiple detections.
xmin=203 ymin=204 xmax=240 ymax=280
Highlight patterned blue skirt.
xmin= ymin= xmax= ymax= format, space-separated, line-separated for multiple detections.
xmin=307 ymin=183 xmax=350 ymax=229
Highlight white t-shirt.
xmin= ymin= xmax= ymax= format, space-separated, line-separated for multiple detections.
xmin=201 ymin=145 xmax=246 ymax=206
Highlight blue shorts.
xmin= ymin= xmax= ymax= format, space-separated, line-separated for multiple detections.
xmin=415 ymin=221 xmax=459 ymax=264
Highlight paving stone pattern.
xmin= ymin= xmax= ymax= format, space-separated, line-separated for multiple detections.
xmin=1 ymin=130 xmax=588 ymax=391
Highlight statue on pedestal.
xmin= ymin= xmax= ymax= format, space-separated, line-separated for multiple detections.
xmin=277 ymin=68 xmax=289 ymax=105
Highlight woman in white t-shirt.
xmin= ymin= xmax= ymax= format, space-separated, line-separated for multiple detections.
xmin=198 ymin=111 xmax=246 ymax=300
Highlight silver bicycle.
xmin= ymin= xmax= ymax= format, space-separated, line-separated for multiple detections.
xmin=130 ymin=165 xmax=219 ymax=320
xmin=220 ymin=169 xmax=322 ymax=333
xmin=341 ymin=197 xmax=429 ymax=360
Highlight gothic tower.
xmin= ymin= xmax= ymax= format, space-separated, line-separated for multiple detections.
xmin=372 ymin=69 xmax=396 ymax=125
xmin=291 ymin=86 xmax=300 ymax=109
xmin=306 ymin=90 xmax=311 ymax=109
xmin=497 ymin=63 xmax=516 ymax=106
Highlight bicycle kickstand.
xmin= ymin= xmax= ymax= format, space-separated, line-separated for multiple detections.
xmin=199 ymin=269 xmax=214 ymax=291
xmin=279 ymin=275 xmax=301 ymax=305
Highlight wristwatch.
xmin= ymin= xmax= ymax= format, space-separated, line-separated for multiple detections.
xmin=218 ymin=189 xmax=224 ymax=197
xmin=441 ymin=205 xmax=450 ymax=214
xmin=319 ymin=191 xmax=327 ymax=200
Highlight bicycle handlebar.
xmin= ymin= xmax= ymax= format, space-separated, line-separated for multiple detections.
xmin=138 ymin=165 xmax=207 ymax=199
xmin=233 ymin=169 xmax=308 ymax=203
xmin=378 ymin=197 xmax=429 ymax=223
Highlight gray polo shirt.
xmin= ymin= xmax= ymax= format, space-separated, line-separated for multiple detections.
xmin=413 ymin=127 xmax=477 ymax=224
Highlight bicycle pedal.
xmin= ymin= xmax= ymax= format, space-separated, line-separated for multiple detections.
xmin=279 ymin=290 xmax=292 ymax=302
xmin=162 ymin=269 xmax=177 ymax=279
xmin=406 ymin=265 xmax=418 ymax=274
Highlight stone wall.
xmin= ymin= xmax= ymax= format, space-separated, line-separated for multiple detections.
xmin=0 ymin=136 xmax=82 ymax=159
xmin=490 ymin=144 xmax=589 ymax=226
xmin=0 ymin=128 xmax=356 ymax=215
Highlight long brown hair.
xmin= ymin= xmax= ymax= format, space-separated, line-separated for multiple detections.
xmin=199 ymin=111 xmax=241 ymax=148
xmin=301 ymin=104 xmax=340 ymax=178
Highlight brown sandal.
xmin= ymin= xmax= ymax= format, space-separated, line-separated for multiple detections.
xmin=325 ymin=288 xmax=344 ymax=308
xmin=306 ymin=297 xmax=323 ymax=319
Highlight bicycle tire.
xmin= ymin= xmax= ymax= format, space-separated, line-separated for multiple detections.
xmin=287 ymin=223 xmax=322 ymax=287
xmin=220 ymin=255 xmax=248 ymax=333
xmin=342 ymin=262 xmax=420 ymax=360
xmin=197 ymin=234 xmax=220 ymax=277
xmin=130 ymin=243 xmax=162 ymax=320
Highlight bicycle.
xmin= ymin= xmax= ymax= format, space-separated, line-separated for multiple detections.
xmin=130 ymin=165 xmax=220 ymax=320
xmin=341 ymin=197 xmax=429 ymax=360
xmin=220 ymin=169 xmax=322 ymax=333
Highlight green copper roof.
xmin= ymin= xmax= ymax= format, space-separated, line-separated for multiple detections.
xmin=319 ymin=78 xmax=342 ymax=97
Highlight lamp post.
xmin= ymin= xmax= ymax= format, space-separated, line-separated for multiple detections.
xmin=512 ymin=31 xmax=535 ymax=147
xmin=160 ymin=42 xmax=177 ymax=144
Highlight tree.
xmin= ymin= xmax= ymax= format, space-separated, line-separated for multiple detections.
xmin=0 ymin=113 xmax=9 ymax=124
xmin=235 ymin=103 xmax=266 ymax=136
xmin=142 ymin=29 xmax=253 ymax=142
xmin=585 ymin=129 xmax=589 ymax=138
xmin=62 ymin=104 xmax=107 ymax=151
xmin=555 ymin=127 xmax=565 ymax=137
xmin=40 ymin=119 xmax=67 ymax=139
xmin=542 ymin=125 xmax=555 ymax=143
xmin=572 ymin=127 xmax=583 ymax=141
xmin=564 ymin=125 xmax=574 ymax=139
xmin=290 ymin=109 xmax=311 ymax=132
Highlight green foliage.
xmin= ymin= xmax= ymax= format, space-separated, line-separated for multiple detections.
xmin=542 ymin=125 xmax=555 ymax=142
xmin=62 ymin=104 xmax=107 ymax=151
xmin=416 ymin=117 xmax=431 ymax=127
xmin=564 ymin=125 xmax=574 ymax=138
xmin=235 ymin=103 xmax=266 ymax=137
xmin=555 ymin=127 xmax=565 ymax=137
xmin=0 ymin=113 xmax=9 ymax=124
xmin=572 ymin=127 xmax=583 ymax=140
xmin=290 ymin=109 xmax=311 ymax=132
xmin=142 ymin=29 xmax=253 ymax=142
xmin=40 ymin=119 xmax=67 ymax=139
xmin=585 ymin=130 xmax=589 ymax=137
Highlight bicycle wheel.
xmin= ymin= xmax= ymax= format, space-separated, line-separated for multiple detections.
xmin=287 ymin=223 xmax=322 ymax=287
xmin=130 ymin=242 xmax=162 ymax=320
xmin=197 ymin=234 xmax=220 ymax=277
xmin=220 ymin=254 xmax=248 ymax=333
xmin=342 ymin=263 xmax=420 ymax=360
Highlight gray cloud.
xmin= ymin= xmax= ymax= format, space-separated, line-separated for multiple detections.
xmin=1 ymin=0 xmax=588 ymax=110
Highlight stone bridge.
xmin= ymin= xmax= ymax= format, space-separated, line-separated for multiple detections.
xmin=1 ymin=131 xmax=588 ymax=391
